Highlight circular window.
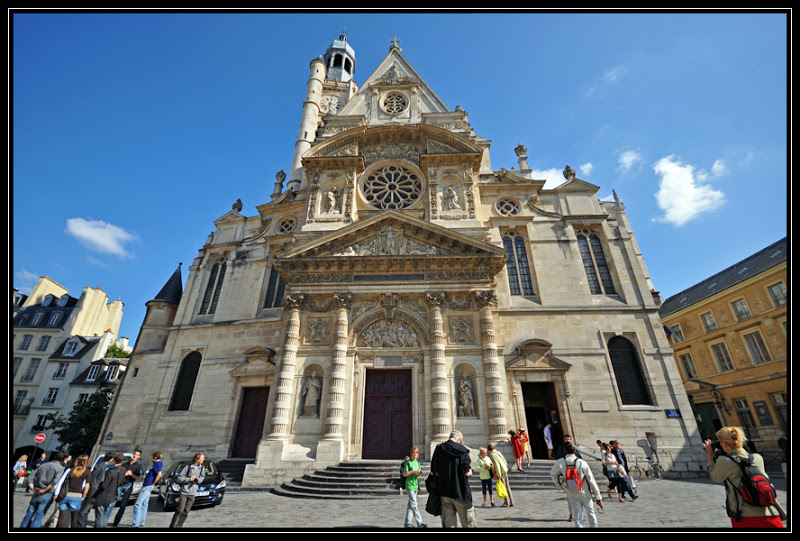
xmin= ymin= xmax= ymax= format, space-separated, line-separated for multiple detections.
xmin=363 ymin=165 xmax=422 ymax=210
xmin=277 ymin=217 xmax=296 ymax=234
xmin=496 ymin=198 xmax=521 ymax=216
xmin=382 ymin=92 xmax=408 ymax=114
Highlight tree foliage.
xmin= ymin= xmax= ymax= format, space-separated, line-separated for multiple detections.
xmin=105 ymin=344 xmax=131 ymax=358
xmin=44 ymin=382 xmax=115 ymax=456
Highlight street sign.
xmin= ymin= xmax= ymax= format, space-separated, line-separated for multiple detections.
xmin=34 ymin=433 xmax=46 ymax=443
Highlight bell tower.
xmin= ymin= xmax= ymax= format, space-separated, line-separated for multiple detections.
xmin=323 ymin=31 xmax=356 ymax=83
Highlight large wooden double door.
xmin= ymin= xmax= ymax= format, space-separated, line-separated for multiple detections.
xmin=362 ymin=369 xmax=413 ymax=459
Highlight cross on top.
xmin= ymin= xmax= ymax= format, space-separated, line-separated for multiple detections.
xmin=390 ymin=37 xmax=401 ymax=50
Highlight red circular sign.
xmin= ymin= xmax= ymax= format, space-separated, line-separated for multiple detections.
xmin=34 ymin=433 xmax=46 ymax=443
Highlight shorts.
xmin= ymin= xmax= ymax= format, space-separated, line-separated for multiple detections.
xmin=58 ymin=493 xmax=83 ymax=512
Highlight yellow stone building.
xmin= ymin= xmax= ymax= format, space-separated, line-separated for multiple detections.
xmin=659 ymin=237 xmax=787 ymax=454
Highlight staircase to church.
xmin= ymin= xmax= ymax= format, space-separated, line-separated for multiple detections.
xmin=270 ymin=459 xmax=559 ymax=499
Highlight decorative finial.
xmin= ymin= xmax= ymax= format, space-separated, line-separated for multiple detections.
xmin=389 ymin=37 xmax=402 ymax=52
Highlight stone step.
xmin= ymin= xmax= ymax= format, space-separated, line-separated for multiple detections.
xmin=270 ymin=459 xmax=560 ymax=499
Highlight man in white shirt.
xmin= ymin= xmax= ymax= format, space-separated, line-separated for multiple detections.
xmin=550 ymin=442 xmax=603 ymax=528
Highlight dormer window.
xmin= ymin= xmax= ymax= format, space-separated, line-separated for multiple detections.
xmin=106 ymin=365 xmax=119 ymax=381
xmin=42 ymin=295 xmax=53 ymax=307
xmin=63 ymin=342 xmax=79 ymax=357
xmin=86 ymin=365 xmax=101 ymax=381
xmin=31 ymin=312 xmax=45 ymax=326
xmin=57 ymin=296 xmax=69 ymax=307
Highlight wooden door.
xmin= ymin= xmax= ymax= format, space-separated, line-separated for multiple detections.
xmin=362 ymin=369 xmax=412 ymax=459
xmin=231 ymin=386 xmax=269 ymax=458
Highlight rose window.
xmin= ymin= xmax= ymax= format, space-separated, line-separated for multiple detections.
xmin=382 ymin=92 xmax=408 ymax=114
xmin=277 ymin=217 xmax=296 ymax=233
xmin=496 ymin=198 xmax=521 ymax=216
xmin=363 ymin=165 xmax=422 ymax=210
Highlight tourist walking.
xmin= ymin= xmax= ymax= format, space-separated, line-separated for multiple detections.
xmin=169 ymin=453 xmax=205 ymax=528
xmin=402 ymin=446 xmax=427 ymax=528
xmin=488 ymin=443 xmax=513 ymax=507
xmin=551 ymin=441 xmax=603 ymax=527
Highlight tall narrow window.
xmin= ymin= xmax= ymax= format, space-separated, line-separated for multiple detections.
xmin=502 ymin=232 xmax=535 ymax=296
xmin=608 ymin=336 xmax=652 ymax=405
xmin=169 ymin=352 xmax=202 ymax=411
xmin=264 ymin=266 xmax=286 ymax=308
xmin=199 ymin=260 xmax=226 ymax=315
xmin=577 ymin=230 xmax=616 ymax=295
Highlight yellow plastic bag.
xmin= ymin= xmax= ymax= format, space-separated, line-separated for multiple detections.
xmin=496 ymin=479 xmax=508 ymax=499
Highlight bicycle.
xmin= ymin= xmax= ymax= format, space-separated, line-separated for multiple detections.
xmin=628 ymin=455 xmax=664 ymax=481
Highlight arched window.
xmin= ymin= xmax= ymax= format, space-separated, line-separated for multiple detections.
xmin=263 ymin=266 xmax=286 ymax=309
xmin=502 ymin=232 xmax=535 ymax=296
xmin=608 ymin=337 xmax=652 ymax=405
xmin=169 ymin=351 xmax=202 ymax=411
xmin=576 ymin=230 xmax=616 ymax=295
xmin=199 ymin=260 xmax=226 ymax=314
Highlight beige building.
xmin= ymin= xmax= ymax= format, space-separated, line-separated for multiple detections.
xmin=101 ymin=35 xmax=705 ymax=485
xmin=12 ymin=275 xmax=128 ymax=455
xmin=659 ymin=237 xmax=787 ymax=454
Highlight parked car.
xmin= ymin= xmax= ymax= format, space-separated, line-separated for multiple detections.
xmin=91 ymin=452 xmax=147 ymax=502
xmin=156 ymin=459 xmax=226 ymax=510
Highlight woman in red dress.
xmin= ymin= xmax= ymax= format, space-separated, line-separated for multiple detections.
xmin=509 ymin=430 xmax=524 ymax=472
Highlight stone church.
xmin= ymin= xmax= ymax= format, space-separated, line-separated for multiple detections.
xmin=100 ymin=35 xmax=704 ymax=485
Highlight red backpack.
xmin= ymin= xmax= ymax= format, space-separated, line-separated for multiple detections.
xmin=726 ymin=454 xmax=777 ymax=520
xmin=564 ymin=458 xmax=584 ymax=492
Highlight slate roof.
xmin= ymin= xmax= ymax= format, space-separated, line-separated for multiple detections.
xmin=151 ymin=263 xmax=183 ymax=304
xmin=658 ymin=237 xmax=787 ymax=318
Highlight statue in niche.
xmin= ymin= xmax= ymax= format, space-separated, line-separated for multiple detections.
xmin=458 ymin=377 xmax=476 ymax=417
xmin=301 ymin=371 xmax=322 ymax=416
xmin=442 ymin=186 xmax=462 ymax=211
xmin=325 ymin=187 xmax=341 ymax=214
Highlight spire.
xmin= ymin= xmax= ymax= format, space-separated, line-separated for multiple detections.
xmin=151 ymin=263 xmax=183 ymax=304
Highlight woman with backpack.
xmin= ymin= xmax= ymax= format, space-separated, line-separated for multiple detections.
xmin=704 ymin=426 xmax=785 ymax=528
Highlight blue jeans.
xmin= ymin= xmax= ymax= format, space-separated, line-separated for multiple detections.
xmin=94 ymin=504 xmax=109 ymax=528
xmin=132 ymin=484 xmax=154 ymax=527
xmin=405 ymin=489 xmax=425 ymax=527
xmin=106 ymin=482 xmax=133 ymax=525
xmin=20 ymin=491 xmax=54 ymax=528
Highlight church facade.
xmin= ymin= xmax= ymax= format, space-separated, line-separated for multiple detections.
xmin=101 ymin=35 xmax=704 ymax=485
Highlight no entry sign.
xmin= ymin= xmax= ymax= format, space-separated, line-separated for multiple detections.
xmin=34 ymin=433 xmax=46 ymax=443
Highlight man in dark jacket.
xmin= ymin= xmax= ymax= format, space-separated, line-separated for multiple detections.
xmin=430 ymin=430 xmax=476 ymax=528
xmin=92 ymin=453 xmax=126 ymax=528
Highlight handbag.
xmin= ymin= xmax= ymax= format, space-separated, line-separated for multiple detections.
xmin=424 ymin=473 xmax=441 ymax=516
xmin=496 ymin=479 xmax=508 ymax=499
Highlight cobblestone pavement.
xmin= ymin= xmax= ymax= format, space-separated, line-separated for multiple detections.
xmin=10 ymin=476 xmax=788 ymax=530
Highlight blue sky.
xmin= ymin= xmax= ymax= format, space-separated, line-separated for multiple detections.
xmin=12 ymin=10 xmax=789 ymax=345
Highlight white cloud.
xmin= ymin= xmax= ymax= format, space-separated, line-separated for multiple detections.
xmin=653 ymin=155 xmax=726 ymax=226
xmin=531 ymin=168 xmax=569 ymax=189
xmin=604 ymin=65 xmax=624 ymax=83
xmin=579 ymin=162 xmax=594 ymax=177
xmin=65 ymin=218 xmax=139 ymax=258
xmin=618 ymin=150 xmax=644 ymax=173
xmin=711 ymin=159 xmax=728 ymax=177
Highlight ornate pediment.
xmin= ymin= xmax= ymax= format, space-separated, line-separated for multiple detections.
xmin=274 ymin=210 xmax=507 ymax=281
xmin=229 ymin=346 xmax=277 ymax=378
xmin=506 ymin=339 xmax=572 ymax=372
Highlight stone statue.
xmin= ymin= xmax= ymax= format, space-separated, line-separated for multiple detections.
xmin=301 ymin=371 xmax=322 ymax=416
xmin=458 ymin=377 xmax=476 ymax=417
xmin=442 ymin=186 xmax=461 ymax=210
xmin=232 ymin=198 xmax=243 ymax=212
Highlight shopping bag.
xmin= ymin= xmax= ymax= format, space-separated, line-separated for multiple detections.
xmin=496 ymin=479 xmax=508 ymax=499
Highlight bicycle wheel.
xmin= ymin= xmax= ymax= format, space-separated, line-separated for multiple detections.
xmin=629 ymin=465 xmax=644 ymax=482
xmin=651 ymin=463 xmax=664 ymax=480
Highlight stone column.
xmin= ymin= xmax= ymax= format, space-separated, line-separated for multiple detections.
xmin=474 ymin=290 xmax=507 ymax=440
xmin=267 ymin=294 xmax=304 ymax=440
xmin=427 ymin=292 xmax=451 ymax=442
xmin=323 ymin=293 xmax=351 ymax=440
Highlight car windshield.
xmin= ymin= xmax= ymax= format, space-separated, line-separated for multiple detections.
xmin=171 ymin=461 xmax=218 ymax=476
